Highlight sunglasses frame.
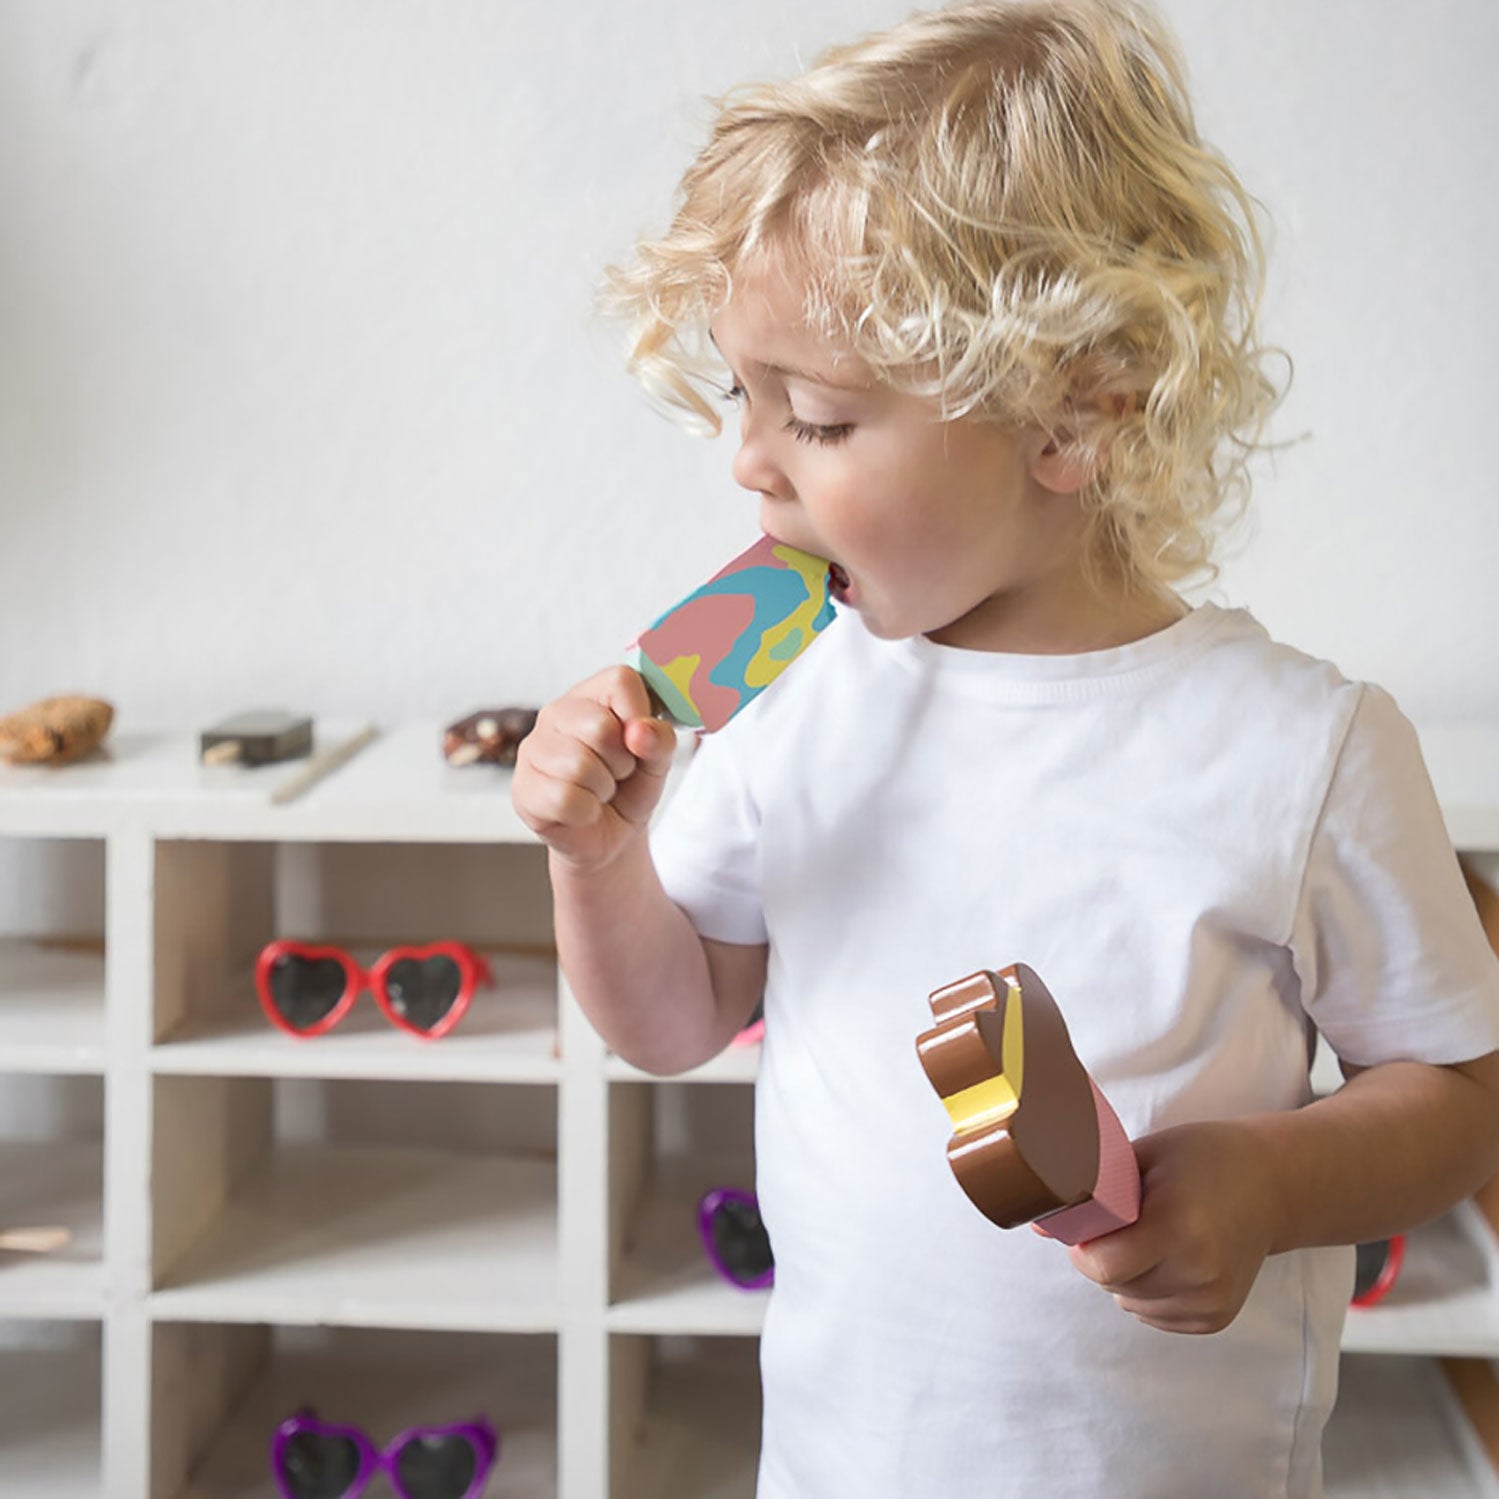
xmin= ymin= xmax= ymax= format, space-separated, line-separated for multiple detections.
xmin=255 ymin=940 xmax=494 ymax=1041
xmin=270 ymin=1409 xmax=498 ymax=1499
xmin=1349 ymin=1232 xmax=1407 ymax=1308
xmin=697 ymin=1186 xmax=774 ymax=1291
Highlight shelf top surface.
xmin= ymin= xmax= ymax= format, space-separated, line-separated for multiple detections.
xmin=0 ymin=718 xmax=1493 ymax=845
xmin=0 ymin=723 xmax=554 ymax=841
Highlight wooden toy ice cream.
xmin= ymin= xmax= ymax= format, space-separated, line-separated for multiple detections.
xmin=916 ymin=964 xmax=1140 ymax=1244
xmin=627 ymin=534 xmax=836 ymax=733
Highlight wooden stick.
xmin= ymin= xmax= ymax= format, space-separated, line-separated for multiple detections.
xmin=269 ymin=724 xmax=378 ymax=806
xmin=200 ymin=740 xmax=243 ymax=767
xmin=0 ymin=1226 xmax=71 ymax=1254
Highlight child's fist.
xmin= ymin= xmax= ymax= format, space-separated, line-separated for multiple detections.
xmin=511 ymin=666 xmax=680 ymax=874
xmin=1059 ymin=1119 xmax=1277 ymax=1335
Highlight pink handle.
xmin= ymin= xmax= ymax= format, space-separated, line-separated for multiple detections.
xmin=1034 ymin=1076 xmax=1141 ymax=1244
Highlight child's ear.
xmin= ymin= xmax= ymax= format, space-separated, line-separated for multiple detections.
xmin=1027 ymin=393 xmax=1133 ymax=495
xmin=1028 ymin=429 xmax=1091 ymax=495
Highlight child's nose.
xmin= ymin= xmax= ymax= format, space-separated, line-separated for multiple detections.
xmin=731 ymin=428 xmax=790 ymax=500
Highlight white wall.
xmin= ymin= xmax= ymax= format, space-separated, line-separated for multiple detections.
xmin=1 ymin=0 xmax=1496 ymax=729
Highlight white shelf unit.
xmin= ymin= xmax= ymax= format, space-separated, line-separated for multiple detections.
xmin=0 ymin=720 xmax=1494 ymax=1497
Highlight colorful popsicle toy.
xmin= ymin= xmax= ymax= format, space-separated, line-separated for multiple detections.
xmin=916 ymin=963 xmax=1140 ymax=1245
xmin=626 ymin=535 xmax=837 ymax=733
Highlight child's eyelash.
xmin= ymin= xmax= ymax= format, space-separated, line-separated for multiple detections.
xmin=784 ymin=415 xmax=854 ymax=447
xmin=721 ymin=382 xmax=853 ymax=446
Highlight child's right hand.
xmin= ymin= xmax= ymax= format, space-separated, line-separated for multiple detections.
xmin=511 ymin=666 xmax=680 ymax=875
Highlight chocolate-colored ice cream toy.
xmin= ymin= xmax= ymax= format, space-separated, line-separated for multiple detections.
xmin=916 ymin=963 xmax=1140 ymax=1244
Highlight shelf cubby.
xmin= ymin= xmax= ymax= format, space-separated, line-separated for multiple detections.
xmin=151 ymin=1321 xmax=558 ymax=1499
xmin=607 ymin=1081 xmax=764 ymax=1337
xmin=150 ymin=838 xmax=559 ymax=1084
xmin=149 ymin=1074 xmax=559 ymax=1333
xmin=0 ymin=1318 xmax=102 ymax=1497
xmin=610 ymin=1334 xmax=759 ymax=1499
xmin=0 ymin=836 xmax=106 ymax=1074
xmin=0 ymin=1072 xmax=105 ymax=1320
xmin=1325 ymin=1354 xmax=1499 ymax=1497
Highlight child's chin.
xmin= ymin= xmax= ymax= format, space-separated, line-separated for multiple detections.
xmin=854 ymin=610 xmax=905 ymax=641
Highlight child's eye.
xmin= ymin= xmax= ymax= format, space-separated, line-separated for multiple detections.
xmin=785 ymin=415 xmax=854 ymax=447
xmin=722 ymin=383 xmax=746 ymax=404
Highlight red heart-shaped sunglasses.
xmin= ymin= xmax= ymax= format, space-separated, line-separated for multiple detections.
xmin=255 ymin=940 xmax=494 ymax=1041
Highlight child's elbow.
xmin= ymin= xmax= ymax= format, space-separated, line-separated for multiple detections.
xmin=1449 ymin=1049 xmax=1499 ymax=1174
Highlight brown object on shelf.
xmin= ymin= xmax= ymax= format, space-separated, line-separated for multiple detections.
xmin=199 ymin=710 xmax=313 ymax=767
xmin=442 ymin=707 xmax=539 ymax=768
xmin=0 ymin=696 xmax=113 ymax=765
xmin=1440 ymin=1358 xmax=1499 ymax=1476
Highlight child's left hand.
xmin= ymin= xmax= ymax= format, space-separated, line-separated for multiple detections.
xmin=1057 ymin=1120 xmax=1278 ymax=1335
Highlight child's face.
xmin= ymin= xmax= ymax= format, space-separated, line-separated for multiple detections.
xmin=711 ymin=253 xmax=1120 ymax=651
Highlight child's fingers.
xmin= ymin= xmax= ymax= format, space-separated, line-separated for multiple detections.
xmin=611 ymin=717 xmax=678 ymax=826
xmin=511 ymin=670 xmax=678 ymax=854
xmin=622 ymin=714 xmax=678 ymax=770
xmin=520 ymin=718 xmax=620 ymax=807
xmin=1067 ymin=1225 xmax=1161 ymax=1290
xmin=510 ymin=748 xmax=606 ymax=856
xmin=581 ymin=664 xmax=657 ymax=740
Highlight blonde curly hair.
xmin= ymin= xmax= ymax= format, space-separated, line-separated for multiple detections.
xmin=601 ymin=0 xmax=1289 ymax=592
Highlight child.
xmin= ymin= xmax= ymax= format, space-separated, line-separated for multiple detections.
xmin=512 ymin=1 xmax=1499 ymax=1493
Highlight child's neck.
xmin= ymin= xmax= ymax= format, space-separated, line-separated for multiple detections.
xmin=924 ymin=571 xmax=1187 ymax=657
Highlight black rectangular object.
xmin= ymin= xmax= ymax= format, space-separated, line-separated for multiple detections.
xmin=199 ymin=711 xmax=314 ymax=766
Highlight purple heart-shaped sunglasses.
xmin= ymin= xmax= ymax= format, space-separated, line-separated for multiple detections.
xmin=697 ymin=1187 xmax=774 ymax=1290
xmin=271 ymin=1409 xmax=498 ymax=1499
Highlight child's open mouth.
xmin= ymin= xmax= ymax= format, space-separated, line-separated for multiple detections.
xmin=828 ymin=562 xmax=852 ymax=604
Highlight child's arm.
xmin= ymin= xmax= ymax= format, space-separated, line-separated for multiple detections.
xmin=550 ymin=843 xmax=767 ymax=1073
xmin=1064 ymin=1051 xmax=1499 ymax=1335
xmin=513 ymin=666 xmax=766 ymax=1074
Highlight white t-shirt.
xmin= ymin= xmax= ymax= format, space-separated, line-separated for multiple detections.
xmin=648 ymin=601 xmax=1499 ymax=1499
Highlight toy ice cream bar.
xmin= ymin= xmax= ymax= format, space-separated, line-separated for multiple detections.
xmin=626 ymin=534 xmax=837 ymax=733
xmin=915 ymin=963 xmax=1140 ymax=1245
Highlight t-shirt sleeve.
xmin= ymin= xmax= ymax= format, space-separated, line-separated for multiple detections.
xmin=1289 ymin=683 xmax=1499 ymax=1067
xmin=648 ymin=728 xmax=768 ymax=946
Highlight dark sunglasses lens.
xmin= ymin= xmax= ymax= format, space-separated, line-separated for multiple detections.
xmin=278 ymin=1431 xmax=362 ymax=1499
xmin=268 ymin=955 xmax=349 ymax=1031
xmin=384 ymin=956 xmax=464 ymax=1033
xmin=711 ymin=1198 xmax=773 ymax=1285
xmin=1353 ymin=1239 xmax=1391 ymax=1300
xmin=393 ymin=1433 xmax=479 ymax=1498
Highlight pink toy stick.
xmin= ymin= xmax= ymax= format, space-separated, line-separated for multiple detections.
xmin=1033 ymin=1077 xmax=1140 ymax=1243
